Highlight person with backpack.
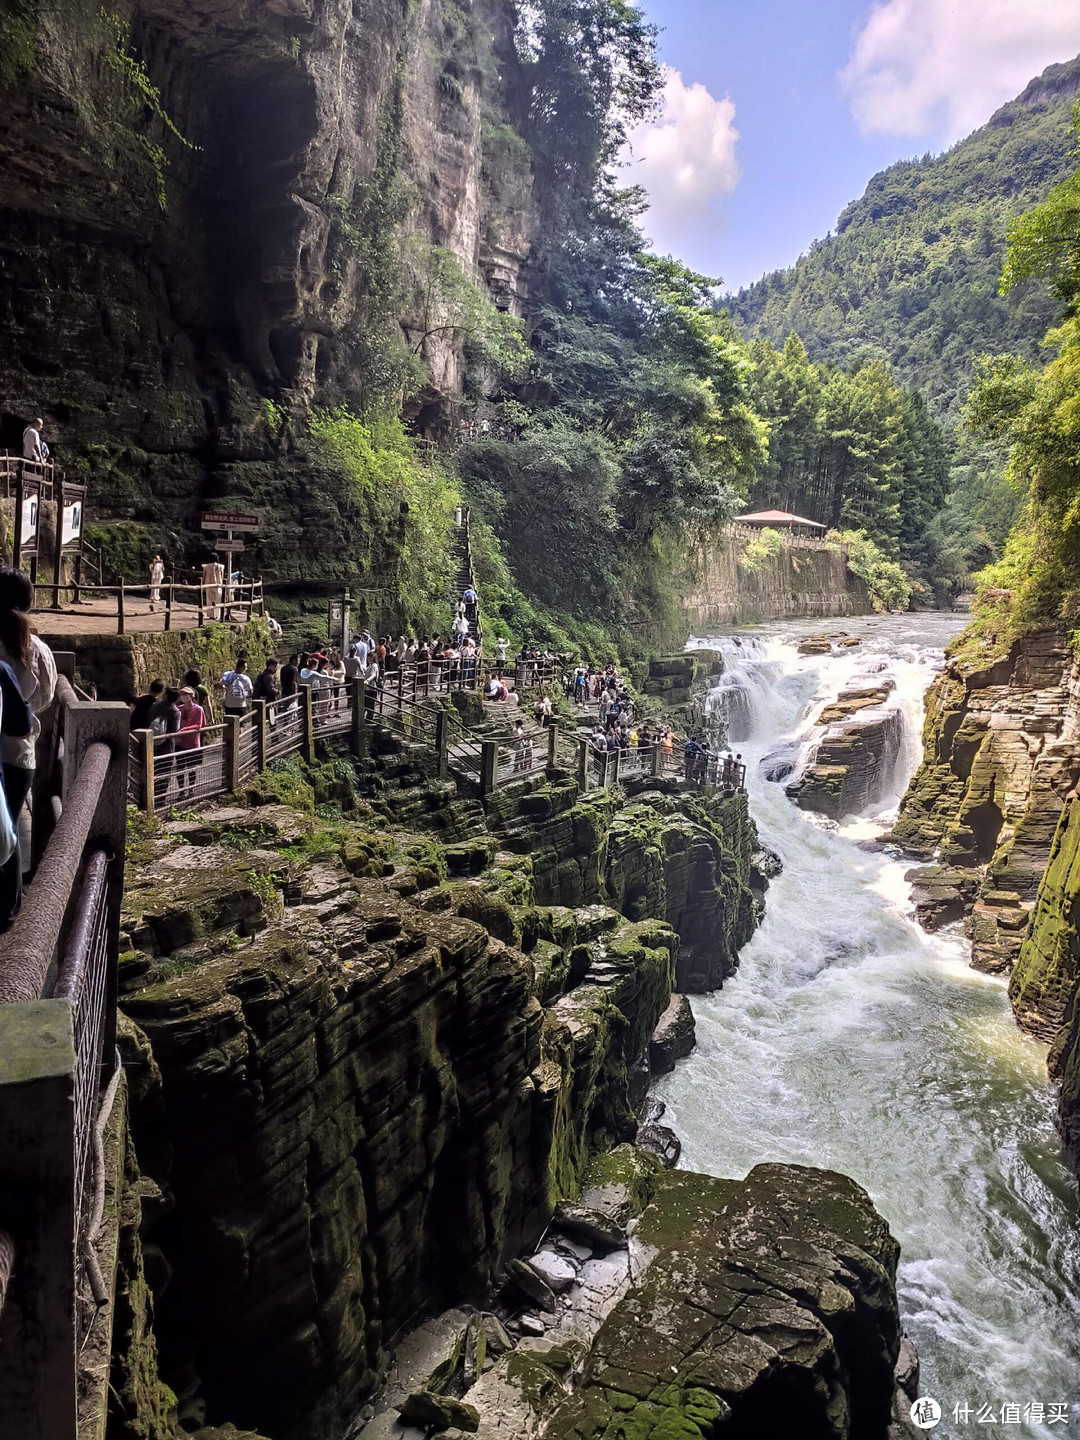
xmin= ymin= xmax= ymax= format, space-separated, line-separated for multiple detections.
xmin=253 ymin=658 xmax=280 ymax=703
xmin=131 ymin=679 xmax=165 ymax=731
xmin=181 ymin=668 xmax=214 ymax=725
xmin=148 ymin=686 xmax=181 ymax=807
xmin=221 ymin=658 xmax=253 ymax=716
xmin=684 ymin=736 xmax=702 ymax=781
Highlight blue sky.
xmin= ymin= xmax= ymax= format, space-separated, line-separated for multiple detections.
xmin=624 ymin=0 xmax=1080 ymax=292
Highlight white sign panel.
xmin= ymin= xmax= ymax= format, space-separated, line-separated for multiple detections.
xmin=20 ymin=495 xmax=38 ymax=547
xmin=201 ymin=511 xmax=260 ymax=534
xmin=61 ymin=501 xmax=82 ymax=546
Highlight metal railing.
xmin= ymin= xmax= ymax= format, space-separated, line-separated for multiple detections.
xmin=128 ymin=666 xmax=747 ymax=815
xmin=0 ymin=663 xmax=129 ymax=1440
xmin=129 ymin=675 xmax=572 ymax=813
xmin=576 ymin=740 xmax=746 ymax=794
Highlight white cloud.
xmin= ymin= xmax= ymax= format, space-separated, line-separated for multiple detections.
xmin=623 ymin=67 xmax=740 ymax=267
xmin=841 ymin=0 xmax=1080 ymax=142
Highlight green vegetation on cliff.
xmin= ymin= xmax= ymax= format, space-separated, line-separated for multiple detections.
xmin=741 ymin=335 xmax=947 ymax=593
xmin=963 ymin=109 xmax=1080 ymax=653
xmin=729 ymin=58 xmax=1080 ymax=411
xmin=726 ymin=57 xmax=1080 ymax=594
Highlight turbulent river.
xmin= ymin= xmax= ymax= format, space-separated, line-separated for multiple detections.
xmin=656 ymin=613 xmax=1080 ymax=1432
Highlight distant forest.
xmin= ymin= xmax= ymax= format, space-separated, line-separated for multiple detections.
xmin=724 ymin=56 xmax=1080 ymax=596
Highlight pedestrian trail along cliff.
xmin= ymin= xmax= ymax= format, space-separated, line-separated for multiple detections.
xmin=112 ymin=739 xmax=764 ymax=1439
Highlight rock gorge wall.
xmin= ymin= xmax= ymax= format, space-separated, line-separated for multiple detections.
xmin=0 ymin=0 xmax=536 ymax=578
xmin=677 ymin=533 xmax=870 ymax=632
xmin=891 ymin=629 xmax=1080 ymax=974
xmin=892 ymin=626 xmax=1080 ymax=1178
xmin=110 ymin=739 xmax=765 ymax=1440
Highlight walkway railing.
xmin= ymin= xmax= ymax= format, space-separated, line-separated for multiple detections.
xmin=722 ymin=520 xmax=845 ymax=554
xmin=0 ymin=451 xmax=57 ymax=500
xmin=130 ymin=673 xmax=745 ymax=815
xmin=0 ymin=662 xmax=129 ymax=1440
xmin=574 ymin=741 xmax=744 ymax=792
xmin=34 ymin=577 xmax=265 ymax=633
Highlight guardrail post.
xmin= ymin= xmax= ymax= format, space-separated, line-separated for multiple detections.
xmin=62 ymin=698 xmax=131 ymax=1065
xmin=164 ymin=582 xmax=173 ymax=632
xmin=51 ymin=504 xmax=63 ymax=610
xmin=252 ymin=700 xmax=267 ymax=771
xmin=547 ymin=722 xmax=558 ymax=769
xmin=197 ymin=582 xmax=205 ymax=628
xmin=299 ymin=681 xmax=316 ymax=762
xmin=434 ymin=710 xmax=448 ymax=778
xmin=652 ymin=743 xmax=663 ymax=777
xmin=137 ymin=728 xmax=154 ymax=815
xmin=350 ymin=679 xmax=367 ymax=760
xmin=116 ymin=581 xmax=125 ymax=636
xmin=515 ymin=662 xmax=527 ymax=693
xmin=577 ymin=738 xmax=589 ymax=792
xmin=612 ymin=748 xmax=622 ymax=786
xmin=224 ymin=714 xmax=242 ymax=794
xmin=0 ymin=1002 xmax=78 ymax=1440
xmin=73 ymin=551 xmax=82 ymax=606
xmin=480 ymin=739 xmax=499 ymax=795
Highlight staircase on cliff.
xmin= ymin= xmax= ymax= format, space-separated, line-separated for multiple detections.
xmin=451 ymin=510 xmax=482 ymax=646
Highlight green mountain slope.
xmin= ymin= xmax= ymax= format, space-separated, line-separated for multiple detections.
xmin=727 ymin=57 xmax=1080 ymax=420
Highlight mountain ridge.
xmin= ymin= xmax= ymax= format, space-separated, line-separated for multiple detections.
xmin=726 ymin=54 xmax=1080 ymax=420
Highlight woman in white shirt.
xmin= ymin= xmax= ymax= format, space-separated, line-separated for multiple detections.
xmin=0 ymin=568 xmax=57 ymax=927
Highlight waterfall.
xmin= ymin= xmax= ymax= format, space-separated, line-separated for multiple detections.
xmin=696 ymin=628 xmax=943 ymax=818
xmin=665 ymin=615 xmax=1080 ymax=1418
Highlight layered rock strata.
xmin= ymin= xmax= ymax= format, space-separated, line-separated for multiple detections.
xmin=893 ymin=626 xmax=1080 ymax=1183
xmin=355 ymin=1153 xmax=911 ymax=1440
xmin=0 ymin=0 xmax=538 ymax=576
xmin=113 ymin=740 xmax=765 ymax=1438
xmin=891 ymin=629 xmax=1080 ymax=973
xmin=677 ymin=535 xmax=871 ymax=629
xmin=787 ymin=685 xmax=903 ymax=819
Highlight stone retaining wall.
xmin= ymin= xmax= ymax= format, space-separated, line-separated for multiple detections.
xmin=677 ymin=531 xmax=871 ymax=630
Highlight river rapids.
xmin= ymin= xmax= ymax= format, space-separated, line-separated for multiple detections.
xmin=656 ymin=614 xmax=1080 ymax=1432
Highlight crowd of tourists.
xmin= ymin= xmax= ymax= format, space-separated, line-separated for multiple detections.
xmin=123 ymin=584 xmax=749 ymax=808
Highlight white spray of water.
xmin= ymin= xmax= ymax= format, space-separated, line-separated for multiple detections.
xmin=671 ymin=616 xmax=1080 ymax=1422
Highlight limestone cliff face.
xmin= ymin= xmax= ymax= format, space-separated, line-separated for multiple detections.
xmin=0 ymin=0 xmax=536 ymax=575
xmin=894 ymin=626 xmax=1080 ymax=1181
xmin=891 ymin=629 xmax=1080 ymax=974
xmin=113 ymin=748 xmax=762 ymax=1438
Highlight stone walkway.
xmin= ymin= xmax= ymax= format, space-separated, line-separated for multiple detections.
xmin=36 ymin=595 xmax=254 ymax=637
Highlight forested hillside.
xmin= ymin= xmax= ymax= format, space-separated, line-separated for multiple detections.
xmin=723 ymin=57 xmax=1080 ymax=594
xmin=729 ymin=58 xmax=1080 ymax=413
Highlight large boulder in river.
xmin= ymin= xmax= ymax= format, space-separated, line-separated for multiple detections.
xmin=539 ymin=1163 xmax=903 ymax=1438
xmin=788 ymin=708 xmax=904 ymax=819
xmin=648 ymin=993 xmax=695 ymax=1074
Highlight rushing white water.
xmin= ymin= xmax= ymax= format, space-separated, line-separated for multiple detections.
xmin=660 ymin=614 xmax=1080 ymax=1429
